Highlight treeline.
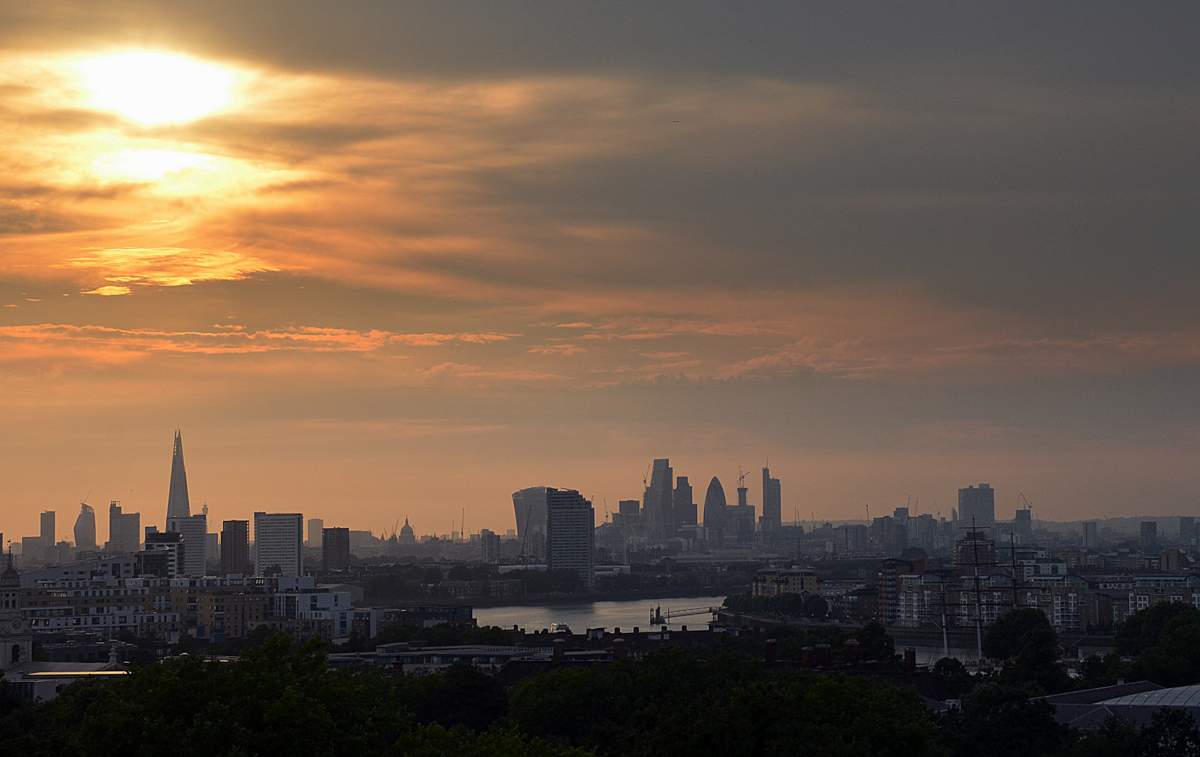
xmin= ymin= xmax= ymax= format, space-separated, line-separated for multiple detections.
xmin=4 ymin=605 xmax=1200 ymax=756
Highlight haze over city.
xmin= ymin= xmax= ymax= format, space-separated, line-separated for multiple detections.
xmin=3 ymin=1 xmax=1199 ymax=540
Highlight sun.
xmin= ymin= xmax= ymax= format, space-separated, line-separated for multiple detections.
xmin=78 ymin=50 xmax=238 ymax=126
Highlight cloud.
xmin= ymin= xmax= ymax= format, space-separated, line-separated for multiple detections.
xmin=528 ymin=343 xmax=584 ymax=356
xmin=0 ymin=323 xmax=517 ymax=362
xmin=81 ymin=285 xmax=131 ymax=296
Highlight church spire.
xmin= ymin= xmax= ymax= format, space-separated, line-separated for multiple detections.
xmin=165 ymin=430 xmax=191 ymax=523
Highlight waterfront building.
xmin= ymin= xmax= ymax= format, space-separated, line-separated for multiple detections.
xmin=958 ymin=483 xmax=995 ymax=529
xmin=752 ymin=568 xmax=819 ymax=597
xmin=73 ymin=504 xmax=97 ymax=552
xmin=322 ymin=527 xmax=351 ymax=571
xmin=165 ymin=429 xmax=191 ymax=522
xmin=545 ymin=488 xmax=594 ymax=589
xmin=220 ymin=520 xmax=251 ymax=575
xmin=254 ymin=512 xmax=303 ymax=577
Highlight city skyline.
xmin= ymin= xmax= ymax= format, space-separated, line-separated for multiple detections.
xmin=5 ymin=429 xmax=1169 ymax=547
xmin=3 ymin=3 xmax=1200 ymax=537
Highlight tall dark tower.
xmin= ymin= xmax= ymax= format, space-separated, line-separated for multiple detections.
xmin=166 ymin=430 xmax=191 ymax=523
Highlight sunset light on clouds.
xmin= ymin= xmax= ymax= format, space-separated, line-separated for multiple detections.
xmin=2 ymin=1 xmax=1199 ymax=541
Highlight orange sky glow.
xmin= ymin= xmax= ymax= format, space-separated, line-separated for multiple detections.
xmin=2 ymin=2 xmax=1199 ymax=544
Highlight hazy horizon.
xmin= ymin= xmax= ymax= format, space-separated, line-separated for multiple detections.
xmin=3 ymin=2 xmax=1199 ymax=542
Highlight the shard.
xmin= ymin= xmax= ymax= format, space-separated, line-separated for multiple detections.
xmin=165 ymin=430 xmax=191 ymax=522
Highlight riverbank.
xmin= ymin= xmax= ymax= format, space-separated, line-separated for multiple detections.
xmin=467 ymin=587 xmax=737 ymax=609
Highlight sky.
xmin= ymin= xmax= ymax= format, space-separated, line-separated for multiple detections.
xmin=2 ymin=1 xmax=1199 ymax=544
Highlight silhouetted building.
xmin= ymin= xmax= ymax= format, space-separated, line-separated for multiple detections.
xmin=254 ymin=512 xmax=303 ymax=577
xmin=106 ymin=501 xmax=140 ymax=553
xmin=761 ymin=467 xmax=782 ymax=531
xmin=307 ymin=518 xmax=324 ymax=548
xmin=143 ymin=531 xmax=185 ymax=578
xmin=702 ymin=477 xmax=728 ymax=545
xmin=1083 ymin=521 xmax=1100 ymax=548
xmin=39 ymin=511 xmax=55 ymax=553
xmin=165 ymin=430 xmax=191 ymax=523
xmin=1140 ymin=521 xmax=1158 ymax=552
xmin=168 ymin=511 xmax=207 ymax=577
xmin=645 ymin=458 xmax=674 ymax=538
xmin=546 ymin=488 xmax=594 ymax=589
xmin=1181 ymin=517 xmax=1197 ymax=546
xmin=1014 ymin=508 xmax=1033 ymax=543
xmin=220 ymin=519 xmax=250 ymax=575
xmin=612 ymin=499 xmax=641 ymax=529
xmin=673 ymin=476 xmax=696 ymax=527
xmin=322 ymin=527 xmax=351 ymax=571
xmin=512 ymin=487 xmax=549 ymax=550
xmin=958 ymin=483 xmax=995 ymax=529
xmin=480 ymin=528 xmax=501 ymax=564
xmin=398 ymin=518 xmax=416 ymax=546
xmin=73 ymin=504 xmax=97 ymax=552
xmin=954 ymin=529 xmax=996 ymax=571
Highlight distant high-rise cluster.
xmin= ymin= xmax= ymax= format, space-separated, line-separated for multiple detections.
xmin=958 ymin=484 xmax=996 ymax=529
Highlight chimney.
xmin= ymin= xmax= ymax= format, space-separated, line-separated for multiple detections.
xmin=553 ymin=638 xmax=565 ymax=662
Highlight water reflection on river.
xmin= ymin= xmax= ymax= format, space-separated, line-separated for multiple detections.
xmin=475 ymin=596 xmax=727 ymax=633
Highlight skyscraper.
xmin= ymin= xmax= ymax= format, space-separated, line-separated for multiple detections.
xmin=307 ymin=518 xmax=325 ymax=548
xmin=165 ymin=430 xmax=191 ymax=523
xmin=220 ymin=519 xmax=250 ymax=575
xmin=546 ymin=488 xmax=594 ymax=589
xmin=107 ymin=501 xmax=140 ymax=553
xmin=1181 ymin=517 xmax=1197 ymax=546
xmin=1140 ymin=521 xmax=1158 ymax=552
xmin=322 ymin=527 xmax=351 ymax=571
xmin=1013 ymin=508 xmax=1033 ymax=542
xmin=673 ymin=476 xmax=696 ymax=527
xmin=645 ymin=458 xmax=674 ymax=538
xmin=958 ymin=484 xmax=995 ymax=529
xmin=480 ymin=528 xmax=501 ymax=563
xmin=73 ymin=503 xmax=97 ymax=552
xmin=38 ymin=511 xmax=55 ymax=551
xmin=761 ymin=467 xmax=782 ymax=531
xmin=702 ymin=477 xmax=728 ymax=545
xmin=168 ymin=512 xmax=207 ymax=577
xmin=254 ymin=512 xmax=303 ymax=577
xmin=512 ymin=487 xmax=549 ymax=552
xmin=1082 ymin=521 xmax=1100 ymax=548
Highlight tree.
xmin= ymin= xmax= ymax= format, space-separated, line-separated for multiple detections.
xmin=856 ymin=621 xmax=896 ymax=662
xmin=941 ymin=683 xmax=1069 ymax=757
xmin=1138 ymin=708 xmax=1200 ymax=757
xmin=932 ymin=657 xmax=973 ymax=698
xmin=983 ymin=608 xmax=1068 ymax=693
xmin=1131 ymin=609 xmax=1200 ymax=686
xmin=1117 ymin=603 xmax=1200 ymax=657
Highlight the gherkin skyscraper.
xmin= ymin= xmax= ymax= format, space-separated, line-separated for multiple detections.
xmin=165 ymin=430 xmax=191 ymax=522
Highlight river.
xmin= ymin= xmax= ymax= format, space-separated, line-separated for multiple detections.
xmin=475 ymin=595 xmax=727 ymax=633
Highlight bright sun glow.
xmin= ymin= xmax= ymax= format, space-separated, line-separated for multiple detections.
xmin=79 ymin=50 xmax=237 ymax=126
